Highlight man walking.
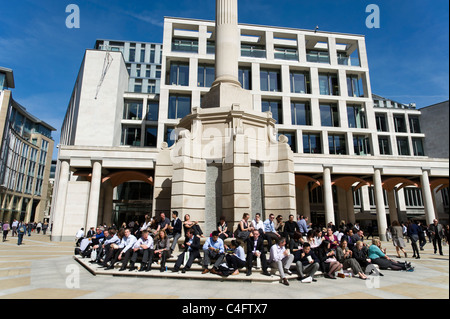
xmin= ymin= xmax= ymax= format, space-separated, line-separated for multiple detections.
xmin=429 ymin=219 xmax=444 ymax=256
xmin=17 ymin=222 xmax=27 ymax=245
xmin=11 ymin=219 xmax=18 ymax=237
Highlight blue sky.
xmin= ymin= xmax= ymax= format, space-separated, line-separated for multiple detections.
xmin=0 ymin=0 xmax=448 ymax=159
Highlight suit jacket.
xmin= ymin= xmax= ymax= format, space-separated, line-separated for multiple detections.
xmin=171 ymin=218 xmax=182 ymax=234
xmin=429 ymin=224 xmax=444 ymax=239
xmin=183 ymin=235 xmax=201 ymax=253
xmin=246 ymin=236 xmax=266 ymax=256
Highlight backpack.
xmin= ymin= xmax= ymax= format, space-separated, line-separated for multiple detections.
xmin=18 ymin=225 xmax=26 ymax=234
xmin=217 ymin=264 xmax=232 ymax=277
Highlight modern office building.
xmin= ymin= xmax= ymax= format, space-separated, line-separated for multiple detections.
xmin=0 ymin=67 xmax=56 ymax=224
xmin=50 ymin=2 xmax=449 ymax=242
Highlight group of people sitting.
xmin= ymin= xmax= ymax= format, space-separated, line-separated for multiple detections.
xmin=75 ymin=212 xmax=415 ymax=286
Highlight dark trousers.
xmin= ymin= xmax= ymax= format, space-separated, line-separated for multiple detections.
xmin=174 ymin=250 xmax=201 ymax=271
xmin=112 ymin=249 xmax=133 ymax=269
xmin=264 ymin=232 xmax=279 ymax=248
xmin=246 ymin=252 xmax=268 ymax=272
xmin=433 ymin=237 xmax=443 ymax=254
xmin=131 ymin=249 xmax=154 ymax=265
xmin=155 ymin=250 xmax=170 ymax=270
xmin=2 ymin=230 xmax=8 ymax=241
xmin=226 ymin=254 xmax=246 ymax=270
xmin=17 ymin=234 xmax=24 ymax=245
xmin=203 ymin=250 xmax=224 ymax=269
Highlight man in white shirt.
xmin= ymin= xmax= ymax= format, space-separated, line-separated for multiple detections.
xmin=75 ymin=228 xmax=85 ymax=246
xmin=263 ymin=214 xmax=281 ymax=249
xmin=251 ymin=213 xmax=265 ymax=235
xmin=129 ymin=230 xmax=154 ymax=272
xmin=105 ymin=228 xmax=137 ymax=271
xmin=268 ymin=237 xmax=294 ymax=286
xmin=11 ymin=219 xmax=18 ymax=237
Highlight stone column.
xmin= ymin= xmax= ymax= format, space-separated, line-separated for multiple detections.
xmin=323 ymin=165 xmax=335 ymax=225
xmin=213 ymin=0 xmax=240 ymax=87
xmin=373 ymin=167 xmax=388 ymax=241
xmin=346 ymin=188 xmax=356 ymax=225
xmin=302 ymin=187 xmax=311 ymax=220
xmin=51 ymin=159 xmax=70 ymax=242
xmin=420 ymin=168 xmax=436 ymax=225
xmin=102 ymin=181 xmax=114 ymax=226
xmin=86 ymin=160 xmax=102 ymax=229
xmin=387 ymin=190 xmax=399 ymax=223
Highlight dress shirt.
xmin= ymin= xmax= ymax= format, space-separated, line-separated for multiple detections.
xmin=103 ymin=234 xmax=120 ymax=246
xmin=133 ymin=236 xmax=154 ymax=250
xmin=297 ymin=219 xmax=308 ymax=233
xmin=203 ymin=237 xmax=225 ymax=253
xmin=263 ymin=219 xmax=276 ymax=233
xmin=234 ymin=246 xmax=246 ymax=261
xmin=252 ymin=220 xmax=264 ymax=231
xmin=269 ymin=244 xmax=286 ymax=263
xmin=119 ymin=235 xmax=138 ymax=253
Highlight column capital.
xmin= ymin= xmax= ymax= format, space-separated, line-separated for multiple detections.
xmin=90 ymin=158 xmax=103 ymax=165
xmin=421 ymin=167 xmax=432 ymax=173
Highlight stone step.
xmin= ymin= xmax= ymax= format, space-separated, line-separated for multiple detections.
xmin=75 ymin=256 xmax=301 ymax=283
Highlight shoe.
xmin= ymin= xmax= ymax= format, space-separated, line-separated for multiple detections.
xmin=325 ymin=274 xmax=336 ymax=280
xmin=119 ymin=267 xmax=126 ymax=271
xmin=301 ymin=276 xmax=313 ymax=283
xmin=406 ymin=268 xmax=415 ymax=272
xmin=181 ymin=268 xmax=186 ymax=273
xmin=210 ymin=268 xmax=218 ymax=275
xmin=312 ymin=278 xmax=317 ymax=282
xmin=415 ymin=256 xmax=420 ymax=259
xmin=285 ymin=269 xmax=293 ymax=276
xmin=246 ymin=271 xmax=252 ymax=277
xmin=129 ymin=266 xmax=137 ymax=272
xmin=139 ymin=264 xmax=146 ymax=272
xmin=261 ymin=271 xmax=271 ymax=277
xmin=202 ymin=268 xmax=210 ymax=274
xmin=440 ymin=253 xmax=444 ymax=256
xmin=282 ymin=278 xmax=289 ymax=286
xmin=232 ymin=270 xmax=239 ymax=276
xmin=404 ymin=253 xmax=408 ymax=258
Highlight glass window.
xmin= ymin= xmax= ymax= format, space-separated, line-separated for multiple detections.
xmin=260 ymin=69 xmax=280 ymax=92
xmin=375 ymin=113 xmax=388 ymax=132
xmin=290 ymin=71 xmax=310 ymax=94
xmin=146 ymin=101 xmax=159 ymax=121
xmin=168 ymin=95 xmax=191 ymax=119
xmin=397 ymin=137 xmax=410 ymax=155
xmin=121 ymin=126 xmax=141 ymax=146
xmin=147 ymin=80 xmax=156 ymax=94
xmin=303 ymin=133 xmax=322 ymax=154
xmin=144 ymin=126 xmax=158 ymax=147
xmin=129 ymin=48 xmax=135 ymax=62
xmin=291 ymin=102 xmax=311 ymax=126
xmin=207 ymin=41 xmax=215 ymax=54
xmin=409 ymin=116 xmax=421 ymax=133
xmin=238 ymin=67 xmax=252 ymax=90
xmin=155 ymin=66 xmax=161 ymax=79
xmin=394 ymin=115 xmax=407 ymax=133
xmin=150 ymin=48 xmax=155 ymax=63
xmin=241 ymin=44 xmax=266 ymax=58
xmin=165 ymin=127 xmax=176 ymax=147
xmin=328 ymin=134 xmax=347 ymax=155
xmin=172 ymin=39 xmax=198 ymax=53
xmin=378 ymin=136 xmax=391 ymax=155
xmin=140 ymin=49 xmax=146 ymax=63
xmin=306 ymin=50 xmax=329 ymax=63
xmin=134 ymin=80 xmax=142 ymax=93
xmin=262 ymin=100 xmax=282 ymax=124
xmin=169 ymin=62 xmax=189 ymax=86
xmin=353 ymin=135 xmax=371 ymax=155
xmin=320 ymin=104 xmax=339 ymax=127
xmin=347 ymin=105 xmax=366 ymax=129
xmin=412 ymin=138 xmax=425 ymax=156
xmin=274 ymin=47 xmax=298 ymax=61
xmin=198 ymin=65 xmax=215 ymax=87
xmin=278 ymin=132 xmax=297 ymax=152
xmin=123 ymin=100 xmax=143 ymax=120
xmin=347 ymin=74 xmax=364 ymax=97
xmin=319 ymin=73 xmax=339 ymax=96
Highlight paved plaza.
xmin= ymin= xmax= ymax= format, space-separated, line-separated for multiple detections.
xmin=0 ymin=232 xmax=448 ymax=300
